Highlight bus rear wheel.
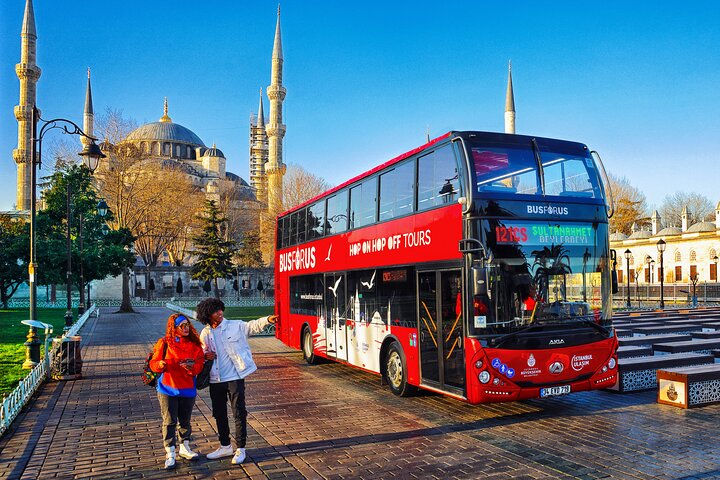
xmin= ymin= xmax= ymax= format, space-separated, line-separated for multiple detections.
xmin=302 ymin=325 xmax=319 ymax=364
xmin=384 ymin=342 xmax=416 ymax=397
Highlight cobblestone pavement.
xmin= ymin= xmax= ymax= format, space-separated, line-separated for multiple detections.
xmin=1 ymin=307 xmax=719 ymax=479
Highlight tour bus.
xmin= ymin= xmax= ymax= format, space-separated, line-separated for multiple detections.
xmin=274 ymin=131 xmax=618 ymax=404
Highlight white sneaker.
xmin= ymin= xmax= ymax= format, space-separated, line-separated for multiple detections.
xmin=164 ymin=446 xmax=176 ymax=469
xmin=231 ymin=448 xmax=246 ymax=465
xmin=178 ymin=440 xmax=199 ymax=460
xmin=206 ymin=444 xmax=234 ymax=460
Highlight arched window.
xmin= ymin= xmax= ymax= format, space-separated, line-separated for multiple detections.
xmin=153 ymin=142 xmax=160 ymax=155
xmin=163 ymin=143 xmax=170 ymax=155
xmin=710 ymin=248 xmax=718 ymax=281
xmin=187 ymin=146 xmax=192 ymax=158
xmin=690 ymin=250 xmax=697 ymax=262
xmin=674 ymin=250 xmax=682 ymax=262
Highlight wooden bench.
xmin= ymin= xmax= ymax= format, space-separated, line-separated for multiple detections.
xmin=609 ymin=352 xmax=714 ymax=392
xmin=632 ymin=324 xmax=704 ymax=336
xmin=618 ymin=333 xmax=691 ymax=348
xmin=617 ymin=345 xmax=652 ymax=359
xmin=657 ymin=364 xmax=720 ymax=408
xmin=652 ymin=338 xmax=720 ymax=355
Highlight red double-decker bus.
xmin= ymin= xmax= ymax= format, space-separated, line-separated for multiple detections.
xmin=274 ymin=131 xmax=618 ymax=404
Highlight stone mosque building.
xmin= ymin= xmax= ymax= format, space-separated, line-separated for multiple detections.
xmin=13 ymin=0 xmax=287 ymax=234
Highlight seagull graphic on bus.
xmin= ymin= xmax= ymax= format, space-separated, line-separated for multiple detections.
xmin=311 ymin=272 xmax=391 ymax=372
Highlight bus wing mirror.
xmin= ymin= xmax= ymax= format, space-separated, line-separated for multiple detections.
xmin=471 ymin=263 xmax=488 ymax=296
xmin=610 ymin=249 xmax=619 ymax=294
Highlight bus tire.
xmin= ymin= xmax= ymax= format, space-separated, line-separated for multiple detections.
xmin=302 ymin=325 xmax=319 ymax=364
xmin=384 ymin=342 xmax=416 ymax=397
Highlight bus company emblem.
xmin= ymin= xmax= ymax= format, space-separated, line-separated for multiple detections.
xmin=549 ymin=361 xmax=564 ymax=374
xmin=571 ymin=354 xmax=593 ymax=372
xmin=527 ymin=354 xmax=536 ymax=367
xmin=527 ymin=205 xmax=569 ymax=216
xmin=548 ymin=338 xmax=565 ymax=346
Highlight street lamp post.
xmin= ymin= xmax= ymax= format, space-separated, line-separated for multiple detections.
xmin=24 ymin=107 xmax=104 ymax=368
xmin=624 ymin=249 xmax=632 ymax=308
xmin=657 ymin=239 xmax=666 ymax=309
xmin=714 ymin=255 xmax=719 ymax=283
xmin=650 ymin=259 xmax=655 ymax=305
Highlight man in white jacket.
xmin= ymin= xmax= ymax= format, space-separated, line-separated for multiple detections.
xmin=196 ymin=298 xmax=277 ymax=465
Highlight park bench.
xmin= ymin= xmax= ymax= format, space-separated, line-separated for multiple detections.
xmin=615 ymin=329 xmax=633 ymax=338
xmin=609 ymin=352 xmax=714 ymax=393
xmin=652 ymin=338 xmax=720 ymax=355
xmin=617 ymin=345 xmax=653 ymax=359
xmin=657 ymin=364 xmax=720 ymax=408
xmin=618 ymin=333 xmax=691 ymax=348
xmin=632 ymin=324 xmax=703 ymax=336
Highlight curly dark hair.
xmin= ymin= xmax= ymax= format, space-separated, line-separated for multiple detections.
xmin=196 ymin=298 xmax=225 ymax=325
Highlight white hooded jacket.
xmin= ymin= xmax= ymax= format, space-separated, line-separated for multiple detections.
xmin=199 ymin=316 xmax=271 ymax=382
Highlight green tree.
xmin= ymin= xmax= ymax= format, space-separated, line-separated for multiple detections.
xmin=191 ymin=200 xmax=236 ymax=298
xmin=36 ymin=165 xmax=136 ymax=300
xmin=236 ymin=231 xmax=263 ymax=269
xmin=0 ymin=215 xmax=29 ymax=308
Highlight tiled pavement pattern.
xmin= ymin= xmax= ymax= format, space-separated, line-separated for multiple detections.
xmin=1 ymin=308 xmax=720 ymax=479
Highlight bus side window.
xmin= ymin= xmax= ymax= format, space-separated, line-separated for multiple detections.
xmin=418 ymin=145 xmax=459 ymax=211
xmin=379 ymin=160 xmax=415 ymax=221
xmin=276 ymin=217 xmax=285 ymax=249
xmin=308 ymin=201 xmax=325 ymax=239
xmin=297 ymin=208 xmax=307 ymax=244
xmin=349 ymin=176 xmax=377 ymax=229
xmin=326 ymin=190 xmax=349 ymax=236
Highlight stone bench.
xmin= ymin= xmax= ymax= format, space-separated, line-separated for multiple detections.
xmin=608 ymin=352 xmax=714 ymax=393
xmin=615 ymin=329 xmax=634 ymax=338
xmin=617 ymin=345 xmax=653 ymax=359
xmin=692 ymin=331 xmax=720 ymax=340
xmin=657 ymin=364 xmax=720 ymax=408
xmin=652 ymin=338 xmax=720 ymax=356
xmin=618 ymin=333 xmax=691 ymax=348
xmin=632 ymin=324 xmax=704 ymax=336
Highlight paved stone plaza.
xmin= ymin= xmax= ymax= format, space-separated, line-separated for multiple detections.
xmin=1 ymin=307 xmax=719 ymax=479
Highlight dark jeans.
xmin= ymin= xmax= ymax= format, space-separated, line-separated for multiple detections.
xmin=157 ymin=393 xmax=195 ymax=448
xmin=209 ymin=379 xmax=247 ymax=448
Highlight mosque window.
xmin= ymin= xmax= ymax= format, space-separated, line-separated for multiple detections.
xmin=674 ymin=250 xmax=681 ymax=262
xmin=187 ymin=146 xmax=192 ymax=158
xmin=164 ymin=143 xmax=170 ymax=155
xmin=153 ymin=142 xmax=160 ymax=155
xmin=690 ymin=250 xmax=697 ymax=262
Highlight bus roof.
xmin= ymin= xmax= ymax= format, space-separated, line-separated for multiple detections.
xmin=278 ymin=130 xmax=589 ymax=218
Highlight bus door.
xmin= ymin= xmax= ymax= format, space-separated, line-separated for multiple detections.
xmin=324 ymin=272 xmax=347 ymax=361
xmin=417 ymin=269 xmax=465 ymax=393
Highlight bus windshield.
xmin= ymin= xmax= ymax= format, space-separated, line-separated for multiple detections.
xmin=471 ymin=221 xmax=611 ymax=337
xmin=470 ymin=141 xmax=603 ymax=199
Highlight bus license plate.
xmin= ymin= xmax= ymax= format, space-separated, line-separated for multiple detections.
xmin=540 ymin=385 xmax=571 ymax=397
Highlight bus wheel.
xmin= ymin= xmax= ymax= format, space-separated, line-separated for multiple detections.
xmin=302 ymin=325 xmax=319 ymax=364
xmin=384 ymin=342 xmax=416 ymax=397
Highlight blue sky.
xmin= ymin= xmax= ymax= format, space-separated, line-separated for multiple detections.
xmin=1 ymin=1 xmax=719 ymax=211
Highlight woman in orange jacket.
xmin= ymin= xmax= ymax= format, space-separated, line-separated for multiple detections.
xmin=149 ymin=313 xmax=205 ymax=469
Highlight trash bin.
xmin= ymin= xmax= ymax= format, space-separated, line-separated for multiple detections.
xmin=53 ymin=335 xmax=83 ymax=380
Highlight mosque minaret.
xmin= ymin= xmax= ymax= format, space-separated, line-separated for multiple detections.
xmin=265 ymin=5 xmax=287 ymax=214
xmin=250 ymin=89 xmax=269 ymax=206
xmin=504 ymin=60 xmax=515 ymax=135
xmin=13 ymin=0 xmax=41 ymax=211
xmin=81 ymin=68 xmax=94 ymax=148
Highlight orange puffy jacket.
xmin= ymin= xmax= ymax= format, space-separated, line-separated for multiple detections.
xmin=149 ymin=336 xmax=204 ymax=397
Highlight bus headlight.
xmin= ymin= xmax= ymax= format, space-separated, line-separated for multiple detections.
xmin=478 ymin=371 xmax=491 ymax=384
xmin=608 ymin=357 xmax=617 ymax=369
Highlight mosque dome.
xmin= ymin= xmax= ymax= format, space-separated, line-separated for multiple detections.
xmin=628 ymin=230 xmax=651 ymax=240
xmin=203 ymin=145 xmax=225 ymax=158
xmin=655 ymin=226 xmax=682 ymax=237
xmin=125 ymin=98 xmax=205 ymax=147
xmin=126 ymin=121 xmax=205 ymax=146
xmin=686 ymin=221 xmax=716 ymax=233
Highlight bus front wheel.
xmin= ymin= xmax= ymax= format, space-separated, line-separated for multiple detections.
xmin=384 ymin=342 xmax=416 ymax=397
xmin=302 ymin=325 xmax=319 ymax=364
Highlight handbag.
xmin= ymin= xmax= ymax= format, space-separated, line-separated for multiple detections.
xmin=196 ymin=358 xmax=213 ymax=390
xmin=142 ymin=339 xmax=167 ymax=387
